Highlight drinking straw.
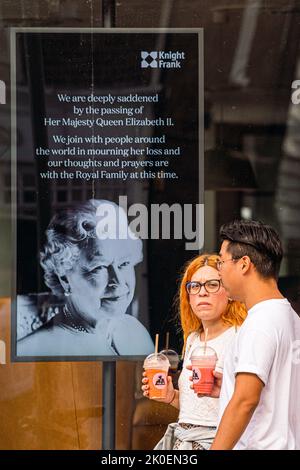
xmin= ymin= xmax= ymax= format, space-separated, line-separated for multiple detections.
xmin=204 ymin=328 xmax=209 ymax=354
xmin=165 ymin=332 xmax=169 ymax=350
xmin=155 ymin=333 xmax=159 ymax=356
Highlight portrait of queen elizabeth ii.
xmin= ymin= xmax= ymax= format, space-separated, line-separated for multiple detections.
xmin=16 ymin=199 xmax=154 ymax=358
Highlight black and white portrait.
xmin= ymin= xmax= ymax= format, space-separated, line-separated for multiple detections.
xmin=12 ymin=31 xmax=200 ymax=362
xmin=16 ymin=199 xmax=154 ymax=358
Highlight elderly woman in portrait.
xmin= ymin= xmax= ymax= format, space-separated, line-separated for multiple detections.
xmin=17 ymin=199 xmax=154 ymax=357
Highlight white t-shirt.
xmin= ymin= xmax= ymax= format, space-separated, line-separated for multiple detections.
xmin=178 ymin=327 xmax=238 ymax=427
xmin=219 ymin=298 xmax=300 ymax=450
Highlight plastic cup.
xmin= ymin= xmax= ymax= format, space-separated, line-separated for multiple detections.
xmin=191 ymin=346 xmax=217 ymax=395
xmin=159 ymin=349 xmax=180 ymax=374
xmin=143 ymin=353 xmax=170 ymax=399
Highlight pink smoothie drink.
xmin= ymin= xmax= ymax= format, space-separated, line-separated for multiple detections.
xmin=191 ymin=346 xmax=217 ymax=395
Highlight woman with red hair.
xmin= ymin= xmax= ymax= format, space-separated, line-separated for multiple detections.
xmin=142 ymin=253 xmax=247 ymax=450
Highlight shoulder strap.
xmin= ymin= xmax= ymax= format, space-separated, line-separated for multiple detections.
xmin=185 ymin=331 xmax=199 ymax=358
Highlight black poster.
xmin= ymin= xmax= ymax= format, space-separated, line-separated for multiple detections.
xmin=11 ymin=28 xmax=203 ymax=361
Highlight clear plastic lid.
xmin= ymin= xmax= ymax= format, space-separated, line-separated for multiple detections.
xmin=191 ymin=345 xmax=217 ymax=360
xmin=143 ymin=352 xmax=170 ymax=369
xmin=159 ymin=349 xmax=180 ymax=369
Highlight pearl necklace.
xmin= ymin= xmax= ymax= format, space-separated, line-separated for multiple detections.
xmin=62 ymin=306 xmax=89 ymax=333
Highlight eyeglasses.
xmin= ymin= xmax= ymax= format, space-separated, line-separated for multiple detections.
xmin=216 ymin=257 xmax=241 ymax=271
xmin=186 ymin=279 xmax=221 ymax=295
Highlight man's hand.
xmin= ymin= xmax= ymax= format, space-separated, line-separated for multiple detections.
xmin=186 ymin=364 xmax=223 ymax=398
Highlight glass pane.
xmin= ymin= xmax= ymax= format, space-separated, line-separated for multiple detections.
xmin=1 ymin=0 xmax=300 ymax=453
xmin=22 ymin=173 xmax=35 ymax=187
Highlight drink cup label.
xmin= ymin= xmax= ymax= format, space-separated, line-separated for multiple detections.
xmin=192 ymin=367 xmax=201 ymax=383
xmin=152 ymin=372 xmax=167 ymax=389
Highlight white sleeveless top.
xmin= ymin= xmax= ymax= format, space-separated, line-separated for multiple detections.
xmin=178 ymin=326 xmax=238 ymax=427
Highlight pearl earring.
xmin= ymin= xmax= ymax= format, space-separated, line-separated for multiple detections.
xmin=64 ymin=287 xmax=71 ymax=297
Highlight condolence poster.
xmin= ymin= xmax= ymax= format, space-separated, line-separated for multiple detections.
xmin=11 ymin=28 xmax=203 ymax=361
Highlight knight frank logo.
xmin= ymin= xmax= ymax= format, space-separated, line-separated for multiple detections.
xmin=141 ymin=51 xmax=158 ymax=68
xmin=141 ymin=51 xmax=185 ymax=69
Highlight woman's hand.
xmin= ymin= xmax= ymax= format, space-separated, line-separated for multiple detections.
xmin=186 ymin=364 xmax=223 ymax=398
xmin=141 ymin=371 xmax=175 ymax=403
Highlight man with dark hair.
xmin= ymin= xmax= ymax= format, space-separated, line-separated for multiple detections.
xmin=210 ymin=219 xmax=300 ymax=450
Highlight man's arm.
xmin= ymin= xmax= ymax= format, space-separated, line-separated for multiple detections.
xmin=210 ymin=372 xmax=264 ymax=450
